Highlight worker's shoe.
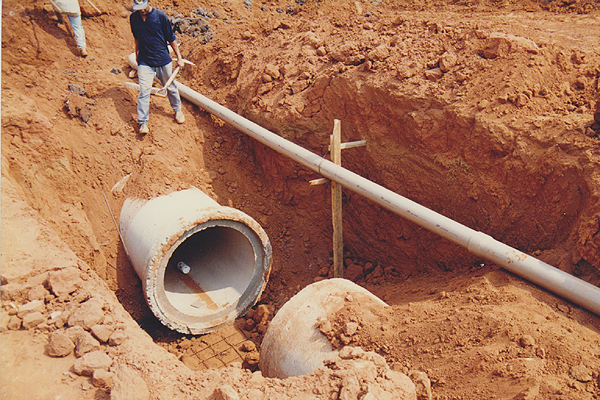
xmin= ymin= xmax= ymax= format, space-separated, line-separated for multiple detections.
xmin=139 ymin=123 xmax=149 ymax=135
xmin=175 ymin=110 xmax=185 ymax=124
xmin=80 ymin=48 xmax=88 ymax=58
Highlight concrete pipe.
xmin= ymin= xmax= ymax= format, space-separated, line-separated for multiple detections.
xmin=259 ymin=278 xmax=387 ymax=378
xmin=119 ymin=187 xmax=272 ymax=334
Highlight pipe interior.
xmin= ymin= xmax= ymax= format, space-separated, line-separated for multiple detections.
xmin=164 ymin=225 xmax=256 ymax=318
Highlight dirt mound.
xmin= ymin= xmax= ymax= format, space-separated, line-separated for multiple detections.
xmin=2 ymin=0 xmax=600 ymax=398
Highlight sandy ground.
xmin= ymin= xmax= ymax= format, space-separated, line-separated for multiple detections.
xmin=2 ymin=0 xmax=600 ymax=399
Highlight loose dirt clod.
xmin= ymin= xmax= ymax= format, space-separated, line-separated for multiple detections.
xmin=47 ymin=331 xmax=75 ymax=357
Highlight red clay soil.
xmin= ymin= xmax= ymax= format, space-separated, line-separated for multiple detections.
xmin=2 ymin=0 xmax=600 ymax=399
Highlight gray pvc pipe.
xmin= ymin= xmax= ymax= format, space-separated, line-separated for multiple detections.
xmin=127 ymin=56 xmax=600 ymax=317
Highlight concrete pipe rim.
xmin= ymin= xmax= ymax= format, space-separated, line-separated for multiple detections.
xmin=147 ymin=216 xmax=272 ymax=334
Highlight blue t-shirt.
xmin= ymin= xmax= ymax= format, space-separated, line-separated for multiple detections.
xmin=130 ymin=8 xmax=176 ymax=67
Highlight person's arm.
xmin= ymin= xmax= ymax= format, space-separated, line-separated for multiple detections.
xmin=134 ymin=38 xmax=139 ymax=63
xmin=170 ymin=40 xmax=184 ymax=68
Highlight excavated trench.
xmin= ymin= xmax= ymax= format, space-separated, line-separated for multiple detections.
xmin=58 ymin=0 xmax=600 ymax=376
xmin=121 ymin=74 xmax=600 ymax=372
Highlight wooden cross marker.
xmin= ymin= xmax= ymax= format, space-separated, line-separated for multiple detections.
xmin=331 ymin=120 xmax=343 ymax=278
xmin=309 ymin=120 xmax=366 ymax=278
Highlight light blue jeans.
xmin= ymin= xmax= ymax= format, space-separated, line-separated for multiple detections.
xmin=137 ymin=63 xmax=182 ymax=125
xmin=67 ymin=14 xmax=86 ymax=51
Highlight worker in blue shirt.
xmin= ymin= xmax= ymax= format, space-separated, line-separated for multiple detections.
xmin=130 ymin=0 xmax=185 ymax=135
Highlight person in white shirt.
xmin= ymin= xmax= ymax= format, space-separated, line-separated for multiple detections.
xmin=51 ymin=0 xmax=87 ymax=57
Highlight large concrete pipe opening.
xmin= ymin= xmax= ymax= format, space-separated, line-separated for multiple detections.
xmin=119 ymin=187 xmax=272 ymax=334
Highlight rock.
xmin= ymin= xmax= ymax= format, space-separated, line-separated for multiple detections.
xmin=254 ymin=304 xmax=271 ymax=324
xmin=73 ymin=350 xmax=112 ymax=376
xmin=319 ymin=320 xmax=333 ymax=335
xmin=291 ymin=79 xmax=310 ymax=94
xmin=65 ymin=325 xmax=86 ymax=342
xmin=22 ymin=312 xmax=45 ymax=329
xmin=111 ymin=364 xmax=149 ymax=400
xmin=439 ymin=52 xmax=458 ymax=72
xmin=483 ymin=37 xmax=511 ymax=59
xmin=339 ymin=375 xmax=361 ymax=400
xmin=68 ymin=298 xmax=104 ymax=330
xmin=75 ymin=331 xmax=101 ymax=357
xmin=507 ymin=34 xmax=539 ymax=53
xmin=487 ymin=32 xmax=541 ymax=57
xmin=424 ymin=68 xmax=443 ymax=81
xmin=519 ymin=334 xmax=535 ymax=347
xmin=0 ymin=282 xmax=22 ymax=302
xmin=27 ymin=285 xmax=49 ymax=301
xmin=264 ymin=64 xmax=280 ymax=80
xmin=409 ymin=370 xmax=432 ymax=400
xmin=25 ymin=273 xmax=49 ymax=288
xmin=47 ymin=331 xmax=75 ymax=357
xmin=91 ymin=324 xmax=115 ymax=343
xmin=329 ymin=43 xmax=363 ymax=66
xmin=515 ymin=93 xmax=529 ymax=107
xmin=64 ymin=93 xmax=92 ymax=123
xmin=363 ymin=352 xmax=387 ymax=369
xmin=368 ymin=44 xmax=390 ymax=61
xmin=108 ymin=329 xmax=127 ymax=346
xmin=345 ymin=263 xmax=363 ymax=281
xmin=213 ymin=384 xmax=240 ymax=400
xmin=244 ymin=351 xmax=260 ymax=367
xmin=304 ymin=31 xmax=324 ymax=48
xmin=574 ymin=77 xmax=586 ymax=90
xmin=477 ymin=99 xmax=490 ymax=110
xmin=243 ymin=318 xmax=256 ymax=331
xmin=17 ymin=300 xmax=45 ymax=318
xmin=340 ymin=333 xmax=351 ymax=345
xmin=570 ymin=363 xmax=592 ymax=382
xmin=338 ymin=346 xmax=356 ymax=359
xmin=364 ymin=262 xmax=375 ymax=275
xmin=48 ymin=267 xmax=82 ymax=297
xmin=92 ymin=369 xmax=113 ymax=389
xmin=240 ymin=341 xmax=256 ymax=352
xmin=344 ymin=322 xmax=359 ymax=336
xmin=379 ymin=369 xmax=418 ymax=399
xmin=7 ymin=316 xmax=22 ymax=330
xmin=368 ymin=265 xmax=384 ymax=280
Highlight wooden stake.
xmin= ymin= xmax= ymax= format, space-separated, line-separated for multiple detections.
xmin=328 ymin=139 xmax=367 ymax=151
xmin=309 ymin=177 xmax=328 ymax=186
xmin=331 ymin=119 xmax=344 ymax=278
